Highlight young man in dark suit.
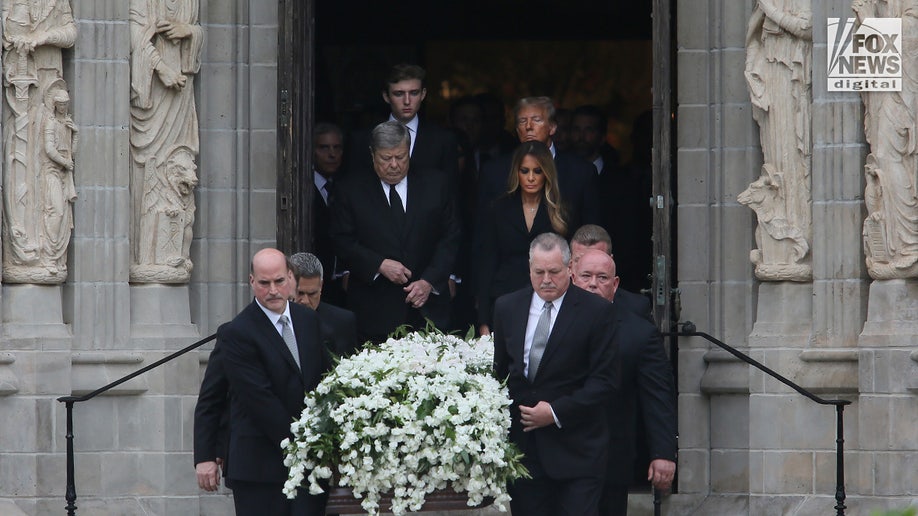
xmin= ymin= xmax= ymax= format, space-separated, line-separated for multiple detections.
xmin=492 ymin=232 xmax=619 ymax=515
xmin=331 ymin=121 xmax=460 ymax=343
xmin=346 ymin=64 xmax=457 ymax=180
xmin=216 ymin=248 xmax=331 ymax=515
xmin=572 ymin=249 xmax=677 ymax=516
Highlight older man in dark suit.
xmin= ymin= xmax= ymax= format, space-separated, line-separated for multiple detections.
xmin=331 ymin=120 xmax=460 ymax=343
xmin=310 ymin=123 xmax=348 ymax=307
xmin=192 ymin=252 xmax=356 ymax=501
xmin=492 ymin=232 xmax=619 ymax=515
xmin=217 ymin=248 xmax=331 ymax=515
xmin=572 ymin=249 xmax=677 ymax=516
xmin=570 ymin=224 xmax=654 ymax=323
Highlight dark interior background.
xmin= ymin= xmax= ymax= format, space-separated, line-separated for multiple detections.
xmin=310 ymin=1 xmax=658 ymax=492
xmin=314 ymin=0 xmax=653 ymax=163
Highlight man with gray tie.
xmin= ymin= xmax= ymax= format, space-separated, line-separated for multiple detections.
xmin=219 ymin=248 xmax=330 ymax=515
xmin=492 ymin=232 xmax=620 ymax=515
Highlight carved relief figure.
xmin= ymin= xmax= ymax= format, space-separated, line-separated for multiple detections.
xmin=856 ymin=0 xmax=918 ymax=279
xmin=136 ymin=145 xmax=197 ymax=280
xmin=41 ymin=86 xmax=78 ymax=272
xmin=740 ymin=0 xmax=813 ymax=281
xmin=129 ymin=0 xmax=203 ymax=283
xmin=2 ymin=0 xmax=77 ymax=283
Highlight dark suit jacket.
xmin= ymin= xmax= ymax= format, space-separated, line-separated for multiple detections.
xmin=476 ymin=192 xmax=554 ymax=326
xmin=346 ymin=118 xmax=458 ymax=180
xmin=192 ymin=305 xmax=352 ymax=478
xmin=220 ymin=301 xmax=330 ymax=485
xmin=492 ymin=284 xmax=619 ymax=479
xmin=315 ymin=301 xmax=359 ymax=358
xmin=477 ymin=148 xmax=601 ymax=231
xmin=330 ymin=167 xmax=460 ymax=339
xmin=613 ymin=288 xmax=654 ymax=325
xmin=604 ymin=307 xmax=677 ymax=485
xmin=311 ymin=180 xmax=347 ymax=306
xmin=193 ymin=323 xmax=231 ymax=472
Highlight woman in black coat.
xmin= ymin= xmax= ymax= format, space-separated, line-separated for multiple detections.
xmin=477 ymin=140 xmax=569 ymax=335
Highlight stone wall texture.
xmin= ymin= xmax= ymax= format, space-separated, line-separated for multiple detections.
xmin=1 ymin=1 xmax=917 ymax=515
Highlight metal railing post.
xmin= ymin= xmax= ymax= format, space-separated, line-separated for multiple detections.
xmin=64 ymin=400 xmax=77 ymax=516
xmin=56 ymin=333 xmax=216 ymax=515
xmin=664 ymin=322 xmax=851 ymax=516
xmin=835 ymin=404 xmax=847 ymax=516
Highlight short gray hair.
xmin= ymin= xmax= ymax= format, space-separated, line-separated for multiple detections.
xmin=370 ymin=120 xmax=410 ymax=152
xmin=529 ymin=232 xmax=571 ymax=266
xmin=288 ymin=252 xmax=323 ymax=281
xmin=314 ymin=122 xmax=343 ymax=142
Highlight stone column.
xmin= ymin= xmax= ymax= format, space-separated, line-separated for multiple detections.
xmin=854 ymin=0 xmax=918 ymax=506
xmin=742 ymin=0 xmax=865 ymax=513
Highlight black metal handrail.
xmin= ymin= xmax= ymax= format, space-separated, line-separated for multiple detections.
xmin=56 ymin=333 xmax=217 ymax=516
xmin=664 ymin=321 xmax=851 ymax=516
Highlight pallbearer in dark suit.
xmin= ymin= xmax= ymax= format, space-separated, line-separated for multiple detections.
xmin=492 ymin=232 xmax=619 ymax=516
xmin=331 ymin=121 xmax=460 ymax=343
xmin=219 ymin=248 xmax=331 ymax=516
xmin=289 ymin=251 xmax=359 ymax=357
xmin=570 ymin=224 xmax=654 ymax=323
xmin=572 ymin=249 xmax=677 ymax=516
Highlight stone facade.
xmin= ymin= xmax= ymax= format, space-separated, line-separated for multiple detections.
xmin=671 ymin=1 xmax=917 ymax=515
xmin=1 ymin=1 xmax=917 ymax=515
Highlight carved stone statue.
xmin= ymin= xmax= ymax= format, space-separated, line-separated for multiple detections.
xmin=857 ymin=0 xmax=918 ymax=279
xmin=2 ymin=0 xmax=77 ymax=284
xmin=41 ymin=85 xmax=78 ymax=272
xmin=135 ymin=145 xmax=197 ymax=280
xmin=129 ymin=0 xmax=203 ymax=283
xmin=740 ymin=0 xmax=813 ymax=281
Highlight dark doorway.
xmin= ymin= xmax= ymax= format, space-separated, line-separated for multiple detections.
xmin=277 ymin=0 xmax=677 ymax=496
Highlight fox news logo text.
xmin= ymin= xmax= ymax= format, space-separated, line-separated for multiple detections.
xmin=828 ymin=17 xmax=901 ymax=92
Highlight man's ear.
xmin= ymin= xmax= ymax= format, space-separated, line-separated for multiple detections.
xmin=419 ymin=88 xmax=427 ymax=102
xmin=382 ymin=90 xmax=391 ymax=105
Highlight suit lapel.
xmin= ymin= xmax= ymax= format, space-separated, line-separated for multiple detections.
xmin=535 ymin=287 xmax=579 ymax=376
xmin=511 ymin=288 xmax=532 ymax=373
xmin=403 ymin=173 xmax=422 ymax=238
xmin=249 ymin=301 xmax=302 ymax=377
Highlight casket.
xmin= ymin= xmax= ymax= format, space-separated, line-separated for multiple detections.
xmin=325 ymin=486 xmax=493 ymax=514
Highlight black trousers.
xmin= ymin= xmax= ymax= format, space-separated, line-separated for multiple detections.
xmin=599 ymin=483 xmax=630 ymax=516
xmin=508 ymin=459 xmax=603 ymax=516
xmin=231 ymin=481 xmax=327 ymax=516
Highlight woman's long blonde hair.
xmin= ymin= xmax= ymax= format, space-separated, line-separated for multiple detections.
xmin=506 ymin=141 xmax=567 ymax=236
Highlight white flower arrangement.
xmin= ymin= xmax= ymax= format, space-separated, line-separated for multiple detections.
xmin=281 ymin=327 xmax=529 ymax=515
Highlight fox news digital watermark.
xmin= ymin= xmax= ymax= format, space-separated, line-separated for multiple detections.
xmin=828 ymin=17 xmax=901 ymax=92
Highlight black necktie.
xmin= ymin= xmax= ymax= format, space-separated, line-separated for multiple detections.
xmin=389 ymin=183 xmax=406 ymax=228
xmin=323 ymin=179 xmax=335 ymax=205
